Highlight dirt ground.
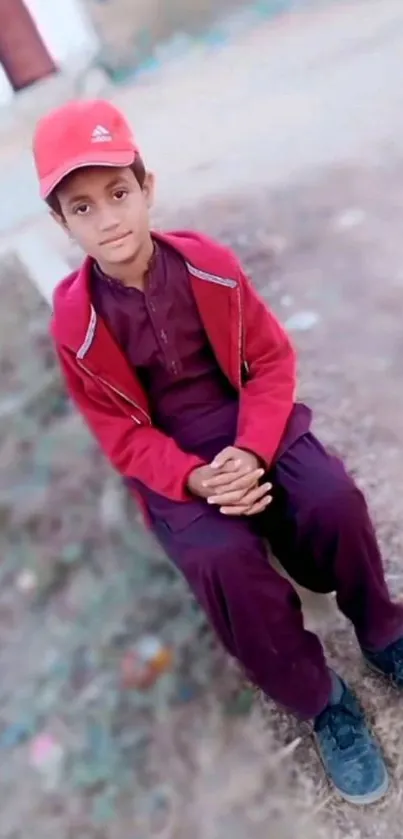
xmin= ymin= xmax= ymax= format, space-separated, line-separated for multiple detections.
xmin=164 ymin=159 xmax=403 ymax=839
xmin=1 ymin=155 xmax=403 ymax=837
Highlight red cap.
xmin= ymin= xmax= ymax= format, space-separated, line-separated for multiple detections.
xmin=33 ymin=99 xmax=140 ymax=199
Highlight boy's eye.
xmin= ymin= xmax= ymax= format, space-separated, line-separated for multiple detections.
xmin=74 ymin=203 xmax=90 ymax=216
xmin=113 ymin=188 xmax=128 ymax=201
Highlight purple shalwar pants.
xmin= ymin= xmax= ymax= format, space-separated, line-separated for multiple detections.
xmin=148 ymin=433 xmax=403 ymax=719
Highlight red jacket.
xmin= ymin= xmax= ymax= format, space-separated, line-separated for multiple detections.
xmin=51 ymin=231 xmax=296 ymax=503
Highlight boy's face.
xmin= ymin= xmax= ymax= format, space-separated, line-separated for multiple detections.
xmin=53 ymin=165 xmax=154 ymax=267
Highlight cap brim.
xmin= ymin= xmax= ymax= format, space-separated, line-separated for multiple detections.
xmin=40 ymin=149 xmax=136 ymax=199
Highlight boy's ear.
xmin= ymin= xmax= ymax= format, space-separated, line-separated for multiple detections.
xmin=143 ymin=171 xmax=155 ymax=209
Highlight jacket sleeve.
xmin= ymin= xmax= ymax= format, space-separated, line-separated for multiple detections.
xmin=235 ymin=269 xmax=297 ymax=466
xmin=55 ymin=346 xmax=204 ymax=502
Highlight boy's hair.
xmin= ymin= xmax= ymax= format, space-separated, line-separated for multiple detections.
xmin=46 ymin=156 xmax=147 ymax=215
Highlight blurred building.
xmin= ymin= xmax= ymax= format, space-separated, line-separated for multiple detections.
xmin=82 ymin=0 xmax=248 ymax=74
xmin=0 ymin=0 xmax=263 ymax=107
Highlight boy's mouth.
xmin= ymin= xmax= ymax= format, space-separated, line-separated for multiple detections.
xmin=100 ymin=232 xmax=132 ymax=247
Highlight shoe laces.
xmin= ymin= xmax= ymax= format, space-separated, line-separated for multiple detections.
xmin=317 ymin=704 xmax=362 ymax=751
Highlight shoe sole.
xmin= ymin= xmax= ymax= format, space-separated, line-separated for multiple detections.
xmin=313 ymin=734 xmax=390 ymax=806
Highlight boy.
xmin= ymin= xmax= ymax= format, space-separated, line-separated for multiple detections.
xmin=33 ymin=99 xmax=403 ymax=804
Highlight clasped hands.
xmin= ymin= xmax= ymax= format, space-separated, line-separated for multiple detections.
xmin=187 ymin=446 xmax=272 ymax=516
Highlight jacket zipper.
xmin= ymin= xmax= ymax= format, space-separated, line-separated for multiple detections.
xmin=77 ymin=361 xmax=151 ymax=425
xmin=235 ymin=283 xmax=249 ymax=386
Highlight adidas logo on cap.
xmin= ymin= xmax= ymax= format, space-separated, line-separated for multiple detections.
xmin=91 ymin=124 xmax=112 ymax=143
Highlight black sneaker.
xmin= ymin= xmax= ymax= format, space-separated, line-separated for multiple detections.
xmin=314 ymin=678 xmax=389 ymax=804
xmin=363 ymin=635 xmax=403 ymax=687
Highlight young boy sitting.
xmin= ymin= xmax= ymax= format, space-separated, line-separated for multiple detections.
xmin=33 ymin=98 xmax=403 ymax=805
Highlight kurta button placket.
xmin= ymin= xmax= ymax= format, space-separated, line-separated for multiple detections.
xmin=91 ymin=239 xmax=240 ymax=464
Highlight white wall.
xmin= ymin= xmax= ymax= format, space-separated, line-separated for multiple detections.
xmin=25 ymin=0 xmax=98 ymax=65
xmin=0 ymin=65 xmax=13 ymax=108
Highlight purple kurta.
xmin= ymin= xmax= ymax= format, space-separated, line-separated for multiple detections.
xmin=91 ymin=240 xmax=403 ymax=718
xmin=92 ymin=241 xmax=240 ymax=460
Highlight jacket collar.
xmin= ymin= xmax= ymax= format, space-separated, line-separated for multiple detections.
xmin=52 ymin=230 xmax=239 ymax=356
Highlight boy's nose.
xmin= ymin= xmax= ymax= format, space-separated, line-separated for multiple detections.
xmin=98 ymin=207 xmax=121 ymax=232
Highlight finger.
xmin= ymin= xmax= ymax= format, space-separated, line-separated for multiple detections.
xmin=244 ymin=498 xmax=273 ymax=516
xmin=218 ymin=455 xmax=261 ymax=477
xmin=210 ymin=447 xmax=239 ymax=470
xmin=203 ymin=469 xmax=246 ymax=489
xmin=235 ymin=482 xmax=272 ymax=507
xmin=221 ymin=496 xmax=272 ymax=516
xmin=221 ymin=458 xmax=251 ymax=474
xmin=204 ymin=468 xmax=265 ymax=490
xmin=209 ymin=482 xmax=271 ymax=508
xmin=211 ymin=456 xmax=254 ymax=478
xmin=208 ymin=488 xmax=254 ymax=506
